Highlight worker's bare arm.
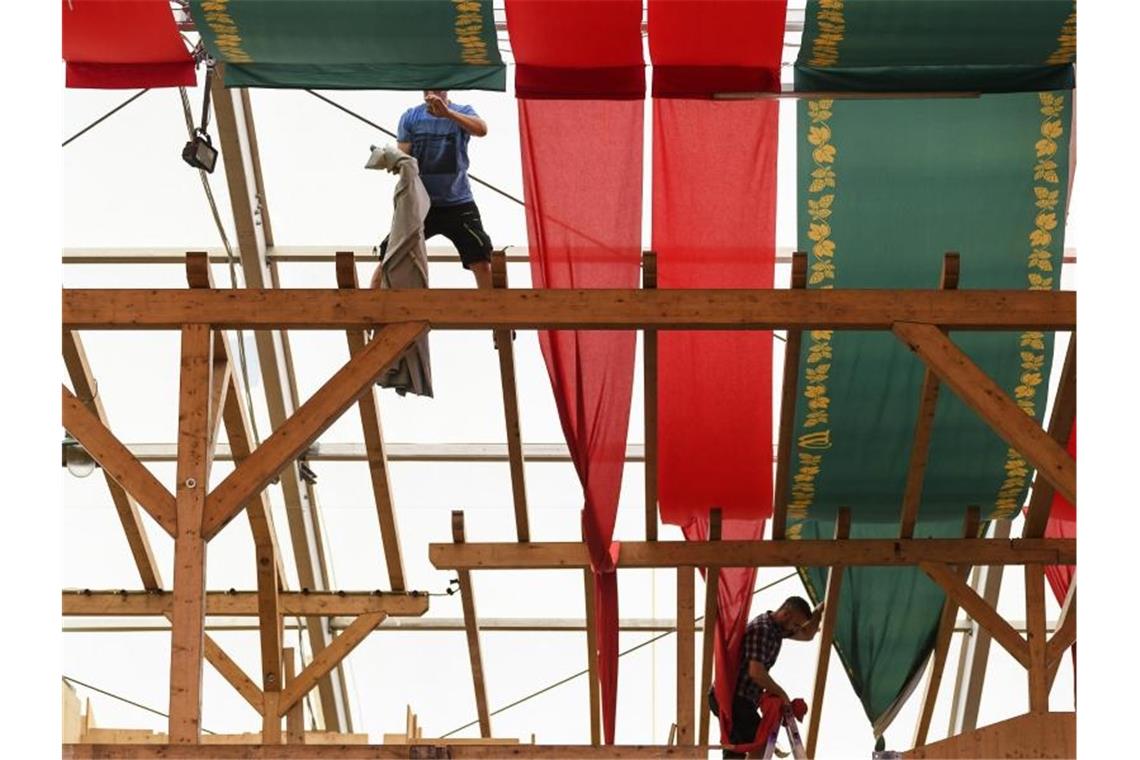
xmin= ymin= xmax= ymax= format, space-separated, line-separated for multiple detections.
xmin=397 ymin=141 xmax=413 ymax=155
xmin=446 ymin=108 xmax=488 ymax=137
xmin=790 ymin=605 xmax=824 ymax=641
xmin=747 ymin=659 xmax=789 ymax=703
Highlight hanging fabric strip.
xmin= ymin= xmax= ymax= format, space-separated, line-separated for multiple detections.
xmin=795 ymin=0 xmax=1076 ymax=93
xmin=508 ymin=0 xmax=645 ymax=743
xmin=790 ymin=91 xmax=1074 ymax=730
xmin=1043 ymin=423 xmax=1075 ymax=608
xmin=189 ymin=0 xmax=505 ymax=91
xmin=507 ymin=0 xmax=645 ymax=99
xmin=647 ymin=3 xmax=783 ymax=748
xmin=63 ymin=0 xmax=196 ymax=89
xmin=648 ymin=0 xmax=786 ymax=97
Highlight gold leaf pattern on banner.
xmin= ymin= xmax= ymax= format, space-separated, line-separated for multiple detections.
xmin=994 ymin=92 xmax=1067 ymax=518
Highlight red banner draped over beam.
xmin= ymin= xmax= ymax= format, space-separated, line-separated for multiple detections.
xmin=649 ymin=0 xmax=785 ymax=752
xmin=62 ymin=1 xmax=195 ymax=89
xmin=1045 ymin=423 xmax=1076 ymax=670
xmin=506 ymin=0 xmax=646 ymax=744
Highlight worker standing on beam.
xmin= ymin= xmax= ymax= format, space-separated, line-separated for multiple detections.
xmin=377 ymin=89 xmax=493 ymax=289
xmin=709 ymin=596 xmax=822 ymax=758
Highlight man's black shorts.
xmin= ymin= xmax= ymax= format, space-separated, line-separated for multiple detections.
xmin=709 ymin=688 xmax=761 ymax=757
xmin=382 ymin=201 xmax=492 ymax=270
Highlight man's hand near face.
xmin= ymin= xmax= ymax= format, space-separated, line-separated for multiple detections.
xmin=424 ymin=93 xmax=449 ymax=117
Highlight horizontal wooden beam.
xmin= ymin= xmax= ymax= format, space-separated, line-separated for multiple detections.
xmin=123 ymin=442 xmax=663 ymax=463
xmin=63 ymin=745 xmax=710 ymax=758
xmin=430 ymin=539 xmax=1073 ymax=570
xmin=62 ymin=591 xmax=429 ymax=618
xmin=63 ymin=289 xmax=1074 ymax=331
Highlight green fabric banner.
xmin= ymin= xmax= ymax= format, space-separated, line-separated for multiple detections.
xmin=796 ymin=0 xmax=1075 ymax=92
xmin=791 ymin=91 xmax=1073 ymax=732
xmin=190 ymin=0 xmax=505 ymax=91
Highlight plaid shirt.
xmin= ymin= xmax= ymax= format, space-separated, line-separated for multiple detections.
xmin=735 ymin=612 xmax=785 ymax=703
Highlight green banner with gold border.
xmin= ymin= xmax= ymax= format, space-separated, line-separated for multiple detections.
xmin=796 ymin=0 xmax=1075 ymax=93
xmin=190 ymin=0 xmax=505 ymax=91
xmin=791 ymin=91 xmax=1073 ymax=733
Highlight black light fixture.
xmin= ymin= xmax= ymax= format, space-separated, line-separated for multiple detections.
xmin=62 ymin=434 xmax=96 ymax=478
xmin=182 ymin=66 xmax=218 ymax=173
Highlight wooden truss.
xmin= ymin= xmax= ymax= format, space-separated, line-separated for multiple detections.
xmin=62 ymin=245 xmax=1075 ymax=755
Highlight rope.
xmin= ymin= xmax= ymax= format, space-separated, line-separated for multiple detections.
xmin=178 ymin=82 xmax=263 ymax=447
xmin=438 ymin=570 xmax=800 ymax=738
xmin=62 ymin=675 xmax=217 ymax=735
xmin=62 ymin=89 xmax=150 ymax=148
xmin=305 ymin=89 xmax=525 ymax=207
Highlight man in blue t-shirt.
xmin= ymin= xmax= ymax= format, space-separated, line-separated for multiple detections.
xmin=381 ymin=89 xmax=493 ymax=288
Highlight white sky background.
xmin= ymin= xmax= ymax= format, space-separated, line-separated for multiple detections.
xmin=55 ymin=2 xmax=1085 ymax=755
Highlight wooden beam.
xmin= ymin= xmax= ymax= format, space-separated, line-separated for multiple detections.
xmin=63 ymin=744 xmax=712 ymax=758
xmin=203 ymin=321 xmax=427 ymax=539
xmin=203 ymin=634 xmax=263 ymax=714
xmin=676 ymin=566 xmax=694 ymax=746
xmin=62 ymin=331 xmax=163 ymax=589
xmin=919 ymin=562 xmax=1030 ymax=669
xmin=62 ymin=591 xmax=430 ymax=617
xmin=490 ymin=250 xmax=531 ymax=542
xmin=187 ymin=252 xmax=288 ymax=719
xmin=212 ymin=76 xmax=349 ymax=732
xmin=899 ymin=254 xmax=960 ymax=539
xmin=431 ymin=539 xmax=1074 ymax=571
xmin=946 ymin=519 xmax=1012 ymax=736
xmin=1045 ymin=582 xmax=1075 ymax=693
xmin=277 ymin=611 xmax=386 ymax=717
xmin=913 ymin=507 xmax=980 ymax=747
xmin=168 ymin=325 xmax=215 ymax=743
xmin=453 ymin=511 xmax=492 ymax=737
xmin=62 ymin=386 xmax=177 ymax=537
xmin=284 ymin=648 xmax=304 ymax=744
xmin=335 ymin=253 xmax=407 ymax=588
xmin=893 ymin=322 xmax=1075 ymax=504
xmin=584 ymin=566 xmax=601 ymax=746
xmin=697 ymin=510 xmax=722 ymax=747
xmin=62 ymin=288 xmax=1076 ymax=332
xmin=806 ymin=507 xmax=851 ymax=758
xmin=1025 ymin=564 xmax=1048 ymax=712
xmin=1022 ymin=337 xmax=1076 ymax=538
xmin=772 ymin=252 xmax=807 ymax=540
xmin=643 ymin=251 xmax=659 ymax=542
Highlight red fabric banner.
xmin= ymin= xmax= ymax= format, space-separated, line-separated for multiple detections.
xmin=508 ymin=1 xmax=646 ymax=744
xmin=505 ymin=0 xmax=645 ymax=99
xmin=518 ymin=97 xmax=643 ymax=744
xmin=62 ymin=1 xmax=195 ymax=89
xmin=648 ymin=0 xmax=786 ymax=97
xmin=652 ymin=97 xmax=779 ymax=748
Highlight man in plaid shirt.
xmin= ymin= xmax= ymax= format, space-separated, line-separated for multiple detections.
xmin=709 ymin=596 xmax=822 ymax=758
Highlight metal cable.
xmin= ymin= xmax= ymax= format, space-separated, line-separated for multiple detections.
xmin=63 ymin=675 xmax=217 ymax=735
xmin=304 ymin=89 xmax=525 ymax=207
xmin=178 ymin=83 xmax=263 ymax=447
xmin=438 ymin=570 xmax=800 ymax=738
xmin=62 ymin=89 xmax=150 ymax=148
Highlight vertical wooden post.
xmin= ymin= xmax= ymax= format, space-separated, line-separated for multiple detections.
xmin=453 ymin=511 xmax=492 ymax=737
xmin=913 ymin=506 xmax=980 ymax=747
xmin=284 ymin=647 xmax=304 ymax=744
xmin=490 ymin=250 xmax=531 ymax=542
xmin=643 ymin=251 xmax=659 ymax=541
xmin=676 ymin=565 xmax=695 ymax=745
xmin=168 ymin=324 xmax=214 ymax=743
xmin=584 ymin=566 xmax=601 ymax=746
xmin=805 ymin=507 xmax=851 ymax=758
xmin=1026 ymin=563 xmax=1049 ymax=713
xmin=697 ymin=508 xmax=722 ymax=746
xmin=773 ymin=253 xmax=807 ymax=539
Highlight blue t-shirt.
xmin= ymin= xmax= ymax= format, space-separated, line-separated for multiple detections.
xmin=397 ymin=102 xmax=477 ymax=206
